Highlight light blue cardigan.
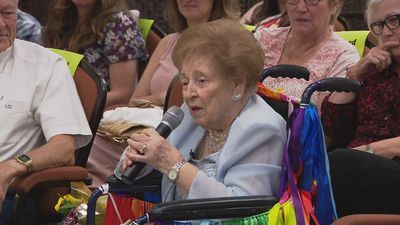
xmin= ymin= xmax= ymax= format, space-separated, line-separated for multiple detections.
xmin=162 ymin=94 xmax=286 ymax=201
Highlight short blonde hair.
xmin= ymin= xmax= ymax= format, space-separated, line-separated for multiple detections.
xmin=165 ymin=0 xmax=240 ymax=32
xmin=172 ymin=19 xmax=264 ymax=94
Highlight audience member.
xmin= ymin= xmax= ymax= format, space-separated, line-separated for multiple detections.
xmin=323 ymin=0 xmax=400 ymax=216
xmin=43 ymin=0 xmax=148 ymax=108
xmin=86 ymin=0 xmax=241 ymax=188
xmin=240 ymin=0 xmax=289 ymax=30
xmin=16 ymin=9 xmax=42 ymax=44
xmin=129 ymin=0 xmax=240 ymax=107
xmin=115 ymin=19 xmax=286 ymax=201
xmin=0 ymin=0 xmax=91 ymax=223
xmin=254 ymin=0 xmax=360 ymax=110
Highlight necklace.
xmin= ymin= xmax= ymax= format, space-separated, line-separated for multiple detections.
xmin=205 ymin=128 xmax=229 ymax=154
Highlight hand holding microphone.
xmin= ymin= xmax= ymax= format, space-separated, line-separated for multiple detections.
xmin=122 ymin=106 xmax=184 ymax=183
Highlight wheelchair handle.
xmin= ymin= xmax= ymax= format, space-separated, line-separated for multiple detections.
xmin=301 ymin=77 xmax=361 ymax=106
xmin=259 ymin=64 xmax=310 ymax=82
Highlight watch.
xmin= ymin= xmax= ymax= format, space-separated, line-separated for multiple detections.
xmin=365 ymin=144 xmax=375 ymax=154
xmin=167 ymin=161 xmax=186 ymax=183
xmin=15 ymin=154 xmax=33 ymax=174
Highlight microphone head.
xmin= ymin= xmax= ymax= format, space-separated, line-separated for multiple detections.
xmin=162 ymin=106 xmax=184 ymax=130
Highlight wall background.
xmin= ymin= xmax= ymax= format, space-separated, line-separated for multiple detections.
xmin=19 ymin=0 xmax=368 ymax=34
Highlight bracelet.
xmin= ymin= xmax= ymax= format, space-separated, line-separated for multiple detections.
xmin=365 ymin=144 xmax=375 ymax=154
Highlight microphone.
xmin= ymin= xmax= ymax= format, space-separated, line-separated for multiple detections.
xmin=121 ymin=106 xmax=184 ymax=183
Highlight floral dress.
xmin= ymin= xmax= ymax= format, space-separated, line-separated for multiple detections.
xmin=83 ymin=11 xmax=148 ymax=89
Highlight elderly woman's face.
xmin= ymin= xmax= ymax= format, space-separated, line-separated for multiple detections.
xmin=177 ymin=0 xmax=214 ymax=25
xmin=286 ymin=0 xmax=337 ymax=35
xmin=369 ymin=0 xmax=400 ymax=59
xmin=180 ymin=56 xmax=240 ymax=130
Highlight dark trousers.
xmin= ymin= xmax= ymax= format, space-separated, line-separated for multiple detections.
xmin=0 ymin=191 xmax=37 ymax=225
xmin=329 ymin=149 xmax=400 ymax=217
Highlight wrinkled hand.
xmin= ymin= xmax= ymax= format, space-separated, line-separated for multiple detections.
xmin=122 ymin=128 xmax=184 ymax=175
xmin=354 ymin=41 xmax=399 ymax=81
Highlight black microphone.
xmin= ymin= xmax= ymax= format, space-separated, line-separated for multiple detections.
xmin=121 ymin=106 xmax=184 ymax=183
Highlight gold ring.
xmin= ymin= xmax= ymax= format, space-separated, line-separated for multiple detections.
xmin=138 ymin=144 xmax=147 ymax=155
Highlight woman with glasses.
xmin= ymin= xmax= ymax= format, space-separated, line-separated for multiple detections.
xmin=254 ymin=0 xmax=360 ymax=111
xmin=322 ymin=0 xmax=400 ymax=217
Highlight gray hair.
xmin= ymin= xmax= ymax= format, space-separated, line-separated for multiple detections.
xmin=365 ymin=0 xmax=382 ymax=26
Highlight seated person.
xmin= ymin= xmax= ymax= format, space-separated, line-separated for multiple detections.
xmin=129 ymin=0 xmax=240 ymax=107
xmin=115 ymin=19 xmax=286 ymax=200
xmin=86 ymin=0 xmax=241 ymax=188
xmin=240 ymin=0 xmax=289 ymax=30
xmin=43 ymin=0 xmax=148 ymax=108
xmin=16 ymin=9 xmax=42 ymax=44
xmin=0 ymin=0 xmax=91 ymax=223
xmin=254 ymin=0 xmax=360 ymax=111
xmin=322 ymin=0 xmax=400 ymax=217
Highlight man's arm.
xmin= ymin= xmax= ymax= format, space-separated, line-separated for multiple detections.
xmin=0 ymin=134 xmax=76 ymax=211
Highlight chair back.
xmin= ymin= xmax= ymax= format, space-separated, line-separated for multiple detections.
xmin=50 ymin=48 xmax=107 ymax=167
xmin=163 ymin=74 xmax=183 ymax=114
xmin=73 ymin=60 xmax=107 ymax=166
xmin=138 ymin=19 xmax=166 ymax=80
xmin=335 ymin=30 xmax=370 ymax=57
xmin=332 ymin=214 xmax=400 ymax=225
xmin=258 ymin=64 xmax=310 ymax=119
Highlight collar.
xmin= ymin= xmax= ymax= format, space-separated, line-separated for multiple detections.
xmin=0 ymin=45 xmax=14 ymax=73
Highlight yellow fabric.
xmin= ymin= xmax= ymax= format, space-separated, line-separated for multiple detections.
xmin=335 ymin=31 xmax=370 ymax=57
xmin=138 ymin=18 xmax=154 ymax=41
xmin=244 ymin=24 xmax=256 ymax=32
xmin=49 ymin=48 xmax=84 ymax=76
xmin=267 ymin=201 xmax=301 ymax=225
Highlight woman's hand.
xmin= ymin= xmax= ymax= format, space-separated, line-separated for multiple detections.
xmin=123 ymin=128 xmax=184 ymax=175
xmin=350 ymin=41 xmax=399 ymax=81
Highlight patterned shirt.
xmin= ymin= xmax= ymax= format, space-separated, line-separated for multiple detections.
xmin=254 ymin=27 xmax=360 ymax=103
xmin=16 ymin=9 xmax=42 ymax=45
xmin=321 ymin=64 xmax=400 ymax=148
xmin=173 ymin=151 xmax=221 ymax=200
xmin=83 ymin=11 xmax=148 ymax=89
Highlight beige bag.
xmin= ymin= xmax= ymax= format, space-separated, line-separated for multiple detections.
xmin=97 ymin=101 xmax=163 ymax=143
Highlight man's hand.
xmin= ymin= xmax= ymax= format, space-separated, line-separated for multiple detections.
xmin=0 ymin=160 xmax=27 ymax=212
xmin=351 ymin=41 xmax=399 ymax=81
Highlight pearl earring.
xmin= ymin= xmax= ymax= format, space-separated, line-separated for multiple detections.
xmin=231 ymin=94 xmax=242 ymax=101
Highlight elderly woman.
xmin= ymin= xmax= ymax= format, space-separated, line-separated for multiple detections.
xmin=86 ymin=0 xmax=240 ymax=188
xmin=254 ymin=0 xmax=360 ymax=110
xmin=116 ymin=19 xmax=286 ymax=200
xmin=322 ymin=0 xmax=400 ymax=216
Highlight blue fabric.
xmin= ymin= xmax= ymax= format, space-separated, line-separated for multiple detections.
xmin=301 ymin=105 xmax=337 ymax=225
xmin=0 ymin=190 xmax=37 ymax=225
xmin=162 ymin=94 xmax=286 ymax=201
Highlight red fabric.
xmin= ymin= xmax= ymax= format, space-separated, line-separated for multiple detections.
xmin=321 ymin=64 xmax=400 ymax=148
xmin=104 ymin=195 xmax=135 ymax=225
xmin=104 ymin=194 xmax=155 ymax=225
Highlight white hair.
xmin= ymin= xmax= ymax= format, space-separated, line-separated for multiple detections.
xmin=365 ymin=0 xmax=383 ymax=26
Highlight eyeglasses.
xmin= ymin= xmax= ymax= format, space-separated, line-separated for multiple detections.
xmin=285 ymin=0 xmax=321 ymax=6
xmin=370 ymin=14 xmax=400 ymax=35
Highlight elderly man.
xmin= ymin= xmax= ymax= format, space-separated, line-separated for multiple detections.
xmin=0 ymin=0 xmax=91 ymax=223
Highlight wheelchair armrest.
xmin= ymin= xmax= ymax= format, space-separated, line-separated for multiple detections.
xmin=10 ymin=166 xmax=90 ymax=193
xmin=149 ymin=195 xmax=277 ymax=221
xmin=106 ymin=171 xmax=162 ymax=195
